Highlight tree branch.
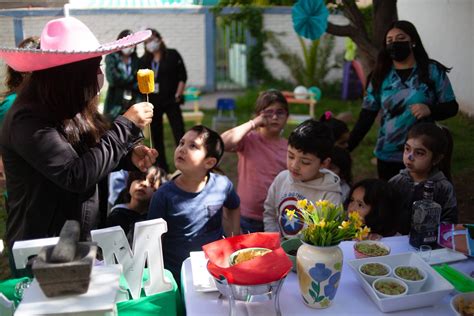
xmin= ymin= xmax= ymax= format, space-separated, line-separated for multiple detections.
xmin=326 ymin=22 xmax=356 ymax=37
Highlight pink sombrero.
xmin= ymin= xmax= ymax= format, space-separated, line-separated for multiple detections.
xmin=0 ymin=16 xmax=151 ymax=72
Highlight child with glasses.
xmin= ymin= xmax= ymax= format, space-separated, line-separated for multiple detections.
xmin=221 ymin=90 xmax=289 ymax=233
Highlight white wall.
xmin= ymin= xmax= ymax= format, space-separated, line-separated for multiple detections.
xmin=398 ymin=0 xmax=474 ymax=116
xmin=1 ymin=12 xmax=207 ymax=90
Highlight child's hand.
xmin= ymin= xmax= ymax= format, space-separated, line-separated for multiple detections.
xmin=253 ymin=112 xmax=268 ymax=128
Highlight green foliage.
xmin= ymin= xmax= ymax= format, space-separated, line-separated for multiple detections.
xmin=359 ymin=4 xmax=374 ymax=42
xmin=213 ymin=3 xmax=272 ymax=83
xmin=267 ymin=32 xmax=337 ymax=87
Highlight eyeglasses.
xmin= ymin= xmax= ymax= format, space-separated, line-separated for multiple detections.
xmin=262 ymin=109 xmax=288 ymax=118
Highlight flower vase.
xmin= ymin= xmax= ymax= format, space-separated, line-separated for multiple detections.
xmin=296 ymin=242 xmax=343 ymax=308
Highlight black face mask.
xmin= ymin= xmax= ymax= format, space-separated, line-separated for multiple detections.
xmin=386 ymin=41 xmax=412 ymax=62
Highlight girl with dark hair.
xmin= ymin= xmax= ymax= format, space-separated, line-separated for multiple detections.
xmin=221 ymin=89 xmax=289 ymax=233
xmin=319 ymin=111 xmax=349 ymax=149
xmin=148 ymin=125 xmax=240 ymax=281
xmin=348 ymin=20 xmax=458 ymax=181
xmin=0 ymin=17 xmax=157 ymax=257
xmin=106 ymin=167 xmax=167 ymax=242
xmin=389 ymin=122 xmax=457 ymax=235
xmin=104 ymin=29 xmax=140 ymax=120
xmin=139 ymin=28 xmax=188 ymax=172
xmin=346 ymin=179 xmax=399 ymax=239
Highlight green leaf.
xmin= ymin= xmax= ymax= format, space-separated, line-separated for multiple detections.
xmin=315 ymin=295 xmax=325 ymax=302
xmin=312 ymin=281 xmax=320 ymax=295
xmin=309 ymin=289 xmax=317 ymax=300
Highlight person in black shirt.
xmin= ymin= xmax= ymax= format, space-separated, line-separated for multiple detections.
xmin=0 ymin=17 xmax=157 ymax=256
xmin=139 ymin=29 xmax=187 ymax=172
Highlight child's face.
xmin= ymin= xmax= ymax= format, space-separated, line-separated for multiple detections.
xmin=348 ymin=187 xmax=371 ymax=220
xmin=403 ymin=138 xmax=434 ymax=178
xmin=335 ymin=132 xmax=350 ymax=149
xmin=129 ymin=179 xmax=155 ymax=202
xmin=260 ymin=103 xmax=288 ymax=134
xmin=287 ymin=145 xmax=329 ymax=182
xmin=174 ymin=130 xmax=216 ymax=173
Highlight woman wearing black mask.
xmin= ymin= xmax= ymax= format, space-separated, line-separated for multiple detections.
xmin=139 ymin=29 xmax=187 ymax=172
xmin=348 ymin=20 xmax=458 ymax=181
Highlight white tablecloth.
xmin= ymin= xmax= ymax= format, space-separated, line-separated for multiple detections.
xmin=181 ymin=236 xmax=473 ymax=315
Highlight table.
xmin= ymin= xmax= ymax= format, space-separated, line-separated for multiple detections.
xmin=181 ymin=236 xmax=473 ymax=315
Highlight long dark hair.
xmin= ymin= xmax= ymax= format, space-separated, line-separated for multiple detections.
xmin=1 ymin=36 xmax=40 ymax=99
xmin=141 ymin=28 xmax=167 ymax=66
xmin=16 ymin=57 xmax=108 ymax=150
xmin=407 ymin=122 xmax=453 ymax=181
xmin=370 ymin=20 xmax=450 ymax=94
xmin=345 ymin=179 xmax=399 ymax=237
xmin=189 ymin=125 xmax=224 ymax=172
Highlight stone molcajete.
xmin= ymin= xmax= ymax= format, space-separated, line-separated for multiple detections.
xmin=32 ymin=220 xmax=97 ymax=297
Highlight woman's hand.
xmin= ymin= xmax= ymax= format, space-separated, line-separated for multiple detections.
xmin=123 ymin=102 xmax=154 ymax=129
xmin=131 ymin=145 xmax=158 ymax=172
xmin=410 ymin=103 xmax=431 ymax=119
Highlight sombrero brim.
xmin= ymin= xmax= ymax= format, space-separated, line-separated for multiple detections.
xmin=0 ymin=30 xmax=152 ymax=72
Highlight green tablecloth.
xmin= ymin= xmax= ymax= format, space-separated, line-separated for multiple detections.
xmin=0 ymin=277 xmax=30 ymax=306
xmin=117 ymin=269 xmax=184 ymax=316
xmin=0 ymin=270 xmax=184 ymax=316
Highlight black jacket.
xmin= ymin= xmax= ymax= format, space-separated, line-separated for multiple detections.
xmin=388 ymin=168 xmax=458 ymax=235
xmin=139 ymin=48 xmax=187 ymax=106
xmin=0 ymin=103 xmax=142 ymax=248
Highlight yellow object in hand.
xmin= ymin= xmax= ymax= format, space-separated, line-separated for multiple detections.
xmin=137 ymin=69 xmax=155 ymax=94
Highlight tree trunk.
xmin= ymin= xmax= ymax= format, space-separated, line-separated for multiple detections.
xmin=373 ymin=0 xmax=398 ymax=50
xmin=326 ymin=0 xmax=398 ymax=79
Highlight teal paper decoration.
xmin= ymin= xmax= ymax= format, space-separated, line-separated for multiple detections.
xmin=292 ymin=0 xmax=329 ymax=40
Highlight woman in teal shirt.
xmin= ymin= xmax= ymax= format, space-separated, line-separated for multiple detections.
xmin=0 ymin=37 xmax=40 ymax=128
xmin=348 ymin=20 xmax=458 ymax=181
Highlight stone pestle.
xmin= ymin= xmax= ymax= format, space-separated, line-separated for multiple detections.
xmin=49 ymin=220 xmax=80 ymax=263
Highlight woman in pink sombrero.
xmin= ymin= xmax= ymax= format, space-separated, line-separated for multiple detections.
xmin=0 ymin=16 xmax=157 ymax=264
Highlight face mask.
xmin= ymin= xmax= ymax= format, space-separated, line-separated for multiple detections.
xmin=386 ymin=41 xmax=412 ymax=62
xmin=145 ymin=40 xmax=160 ymax=53
xmin=121 ymin=47 xmax=134 ymax=56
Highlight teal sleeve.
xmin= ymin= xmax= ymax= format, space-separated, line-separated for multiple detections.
xmin=0 ymin=93 xmax=17 ymax=125
xmin=361 ymin=82 xmax=381 ymax=111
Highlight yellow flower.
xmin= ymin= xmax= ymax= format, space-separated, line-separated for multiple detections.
xmin=306 ymin=203 xmax=315 ymax=213
xmin=297 ymin=199 xmax=308 ymax=210
xmin=317 ymin=219 xmax=327 ymax=228
xmin=316 ymin=200 xmax=333 ymax=208
xmin=286 ymin=209 xmax=297 ymax=221
xmin=355 ymin=226 xmax=371 ymax=240
xmin=349 ymin=211 xmax=363 ymax=228
xmin=338 ymin=220 xmax=350 ymax=229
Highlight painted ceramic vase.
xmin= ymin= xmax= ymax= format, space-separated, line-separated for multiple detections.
xmin=296 ymin=242 xmax=343 ymax=308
